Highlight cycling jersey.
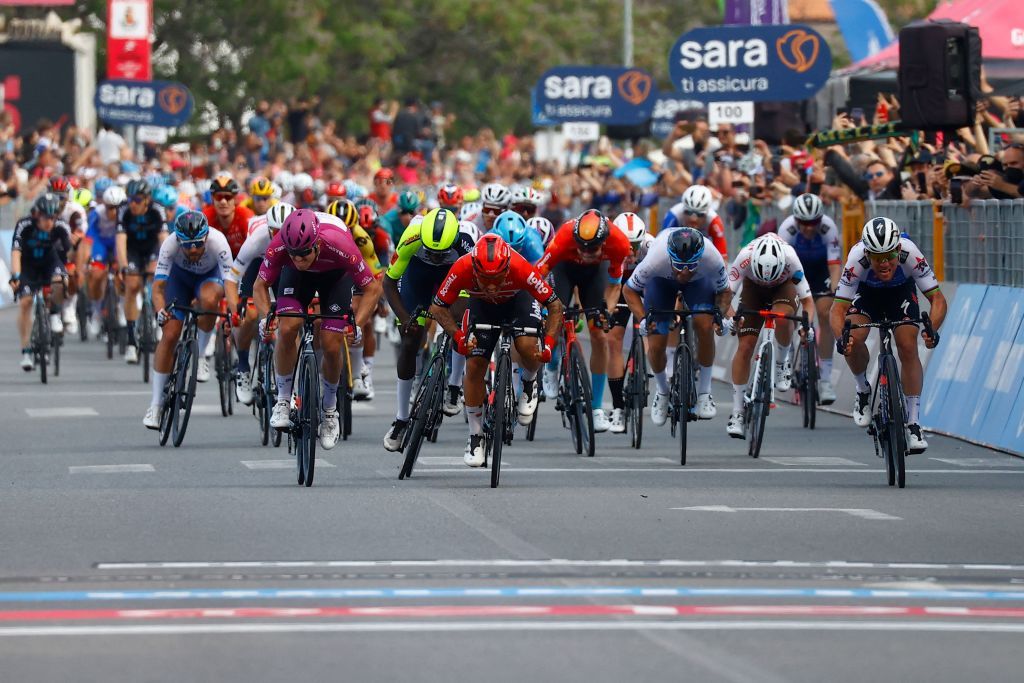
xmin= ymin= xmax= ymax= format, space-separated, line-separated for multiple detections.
xmin=386 ymin=221 xmax=475 ymax=281
xmin=258 ymin=223 xmax=373 ymax=289
xmin=62 ymin=201 xmax=87 ymax=235
xmin=628 ymin=230 xmax=727 ymax=293
xmin=117 ymin=204 xmax=166 ymax=247
xmin=835 ymin=237 xmax=940 ymax=302
xmin=623 ymin=234 xmax=655 ymax=280
xmin=203 ymin=204 xmax=255 ymax=258
xmin=662 ymin=204 xmax=728 ymax=256
xmin=777 ymin=215 xmax=841 ymax=296
xmin=12 ymin=217 xmax=72 ymax=281
xmin=434 ymin=250 xmax=558 ymax=307
xmin=727 ymin=236 xmax=812 ymax=301
xmin=229 ymin=217 xmax=273 ymax=286
xmin=379 ymin=208 xmax=407 ymax=246
xmin=154 ymin=228 xmax=233 ymax=280
xmin=86 ymin=207 xmax=120 ymax=263
xmin=536 ymin=220 xmax=631 ymax=283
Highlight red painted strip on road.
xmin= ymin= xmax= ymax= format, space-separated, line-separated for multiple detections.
xmin=4 ymin=604 xmax=1024 ymax=622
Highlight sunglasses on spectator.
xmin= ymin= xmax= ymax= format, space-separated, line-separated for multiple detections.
xmin=180 ymin=239 xmax=206 ymax=249
xmin=376 ymin=178 xmax=394 ymax=184
xmin=129 ymin=195 xmax=148 ymax=204
xmin=863 ymin=171 xmax=886 ymax=180
xmin=214 ymin=193 xmax=236 ymax=202
xmin=288 ymin=246 xmax=315 ymax=259
xmin=867 ymin=249 xmax=899 ymax=263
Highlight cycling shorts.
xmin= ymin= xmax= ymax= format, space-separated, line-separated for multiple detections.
xmin=552 ymin=261 xmax=606 ymax=312
xmin=467 ymin=291 xmax=542 ymax=359
xmin=125 ymin=241 xmax=161 ymax=274
xmin=847 ymin=280 xmax=920 ymax=325
xmin=276 ymin=267 xmax=354 ymax=334
xmin=163 ymin=264 xmax=224 ymax=321
xmin=642 ymin=276 xmax=717 ymax=336
xmin=737 ymin=278 xmax=798 ymax=337
xmin=89 ymin=235 xmax=117 ymax=265
xmin=16 ymin=259 xmax=66 ymax=298
xmin=396 ymin=259 xmax=451 ymax=319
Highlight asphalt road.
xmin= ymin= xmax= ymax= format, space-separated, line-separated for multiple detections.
xmin=1 ymin=306 xmax=1023 ymax=682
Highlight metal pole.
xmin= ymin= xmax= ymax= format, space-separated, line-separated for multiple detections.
xmin=623 ymin=0 xmax=633 ymax=67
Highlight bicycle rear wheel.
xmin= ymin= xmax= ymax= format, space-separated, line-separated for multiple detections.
xmin=569 ymin=342 xmax=595 ymax=458
xmin=626 ymin=333 xmax=647 ymax=449
xmin=52 ymin=332 xmax=61 ymax=377
xmin=400 ymin=356 xmax=445 ymax=480
xmin=296 ymin=352 xmax=320 ymax=487
xmin=140 ymin=298 xmax=154 ymax=383
xmin=172 ymin=337 xmax=199 ymax=447
xmin=76 ymin=293 xmax=88 ymax=342
xmin=489 ymin=351 xmax=512 ymax=488
xmin=747 ymin=344 xmax=773 ymax=458
xmin=675 ymin=343 xmax=693 ymax=466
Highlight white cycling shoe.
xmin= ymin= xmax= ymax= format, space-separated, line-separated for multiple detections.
xmin=383 ymin=420 xmax=408 ymax=452
xmin=236 ymin=373 xmax=254 ymax=405
xmin=517 ymin=381 xmax=539 ymax=426
xmin=442 ymin=385 xmax=464 ymax=416
xmin=726 ymin=412 xmax=745 ymax=439
xmin=695 ymin=393 xmax=717 ymax=419
xmin=464 ymin=435 xmax=486 ymax=467
xmin=143 ymin=406 xmax=161 ymax=430
xmin=196 ymin=358 xmax=210 ymax=383
xmin=775 ymin=360 xmax=793 ymax=391
xmin=125 ymin=345 xmax=139 ymax=364
xmin=592 ymin=408 xmax=611 ymax=433
xmin=651 ymin=392 xmax=670 ymax=426
xmin=907 ymin=424 xmax=928 ymax=454
xmin=818 ymin=379 xmax=837 ymax=405
xmin=270 ymin=400 xmax=291 ymax=429
xmin=20 ymin=352 xmax=33 ymax=371
xmin=609 ymin=408 xmax=626 ymax=433
xmin=319 ymin=409 xmax=340 ymax=450
xmin=542 ymin=367 xmax=558 ymax=399
xmin=853 ymin=388 xmax=871 ymax=427
xmin=49 ymin=313 xmax=63 ymax=335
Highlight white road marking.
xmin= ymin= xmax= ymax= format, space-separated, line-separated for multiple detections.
xmin=25 ymin=407 xmax=98 ymax=418
xmin=411 ymin=467 xmax=1024 ymax=475
xmin=189 ymin=405 xmax=224 ymax=415
xmin=0 ymin=390 xmax=150 ymax=398
xmin=762 ymin=456 xmax=867 ymax=467
xmin=241 ymin=460 xmax=335 ymax=470
xmin=672 ymin=506 xmax=900 ymax=521
xmin=95 ymin=559 xmax=1024 ymax=571
xmin=2 ymin=620 xmax=1024 ymax=637
xmin=419 ymin=457 xmax=490 ymax=466
xmin=929 ymin=458 xmax=1024 ymax=468
xmin=68 ymin=464 xmax=154 ymax=474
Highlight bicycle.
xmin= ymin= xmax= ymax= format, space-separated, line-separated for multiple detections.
xmin=399 ymin=313 xmax=452 ymax=480
xmin=792 ymin=323 xmax=819 ymax=430
xmin=335 ymin=321 xmax=356 ymax=442
xmin=19 ymin=287 xmax=59 ymax=384
xmin=214 ymin=306 xmax=236 ymax=417
xmin=842 ymin=314 xmax=935 ymax=489
xmin=622 ymin=314 xmax=648 ymax=450
xmin=471 ymin=320 xmax=540 ymax=488
xmin=74 ymin=286 xmax=89 ymax=342
xmin=101 ymin=267 xmax=124 ymax=360
xmin=137 ymin=274 xmax=157 ymax=383
xmin=734 ymin=308 xmax=810 ymax=459
xmin=251 ymin=332 xmax=283 ymax=448
xmin=649 ymin=309 xmax=720 ymax=465
xmin=555 ymin=306 xmax=603 ymax=459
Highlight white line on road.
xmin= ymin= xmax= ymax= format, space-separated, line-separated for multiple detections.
xmin=671 ymin=506 xmax=901 ymax=521
xmin=95 ymin=559 xmax=1024 ymax=571
xmin=761 ymin=457 xmax=867 ymax=467
xmin=25 ymin=407 xmax=99 ymax=418
xmin=241 ymin=460 xmax=335 ymax=470
xmin=68 ymin=464 xmax=155 ymax=474
xmin=0 ymin=391 xmax=150 ymax=398
xmin=411 ymin=467 xmax=1024 ymax=475
xmin=2 ymin=620 xmax=1024 ymax=637
xmin=930 ymin=458 xmax=1024 ymax=468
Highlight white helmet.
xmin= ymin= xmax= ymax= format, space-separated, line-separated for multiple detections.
xmin=266 ymin=202 xmax=295 ymax=231
xmin=792 ymin=193 xmax=824 ymax=222
xmin=102 ymin=186 xmax=126 ymax=207
xmin=527 ymin=216 xmax=555 ymax=247
xmin=510 ymin=184 xmax=531 ymax=205
xmin=292 ymin=172 xmax=314 ymax=192
xmin=460 ymin=200 xmax=483 ymax=222
xmin=861 ymin=216 xmax=902 ymax=254
xmin=612 ymin=212 xmax=647 ymax=244
xmin=750 ymin=235 xmax=787 ymax=284
xmin=459 ymin=219 xmax=480 ymax=244
xmin=681 ymin=185 xmax=713 ymax=215
xmin=275 ymin=171 xmax=294 ymax=193
xmin=481 ymin=183 xmax=511 ymax=207
xmin=528 ymin=187 xmax=545 ymax=206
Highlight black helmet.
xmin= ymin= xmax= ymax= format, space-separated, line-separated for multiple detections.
xmin=126 ymin=179 xmax=151 ymax=198
xmin=33 ymin=193 xmax=62 ymax=218
xmin=666 ymin=227 xmax=706 ymax=269
xmin=210 ymin=174 xmax=240 ymax=195
xmin=173 ymin=211 xmax=210 ymax=241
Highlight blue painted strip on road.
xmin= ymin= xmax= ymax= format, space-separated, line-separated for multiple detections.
xmin=3 ymin=586 xmax=1024 ymax=603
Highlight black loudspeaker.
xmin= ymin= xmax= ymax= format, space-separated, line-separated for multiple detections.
xmin=606 ymin=120 xmax=650 ymax=141
xmin=898 ymin=20 xmax=982 ymax=131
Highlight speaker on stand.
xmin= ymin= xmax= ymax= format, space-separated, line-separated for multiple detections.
xmin=897 ymin=19 xmax=982 ymax=132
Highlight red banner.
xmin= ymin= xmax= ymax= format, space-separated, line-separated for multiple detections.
xmin=107 ymin=0 xmax=151 ymax=81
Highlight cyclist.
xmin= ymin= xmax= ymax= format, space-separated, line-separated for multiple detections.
xmin=323 ymin=180 xmax=347 ymax=208
xmin=247 ymin=176 xmax=278 ymax=217
xmin=437 ymin=183 xmax=464 ymax=213
xmin=85 ymin=186 xmax=126 ymax=339
xmin=510 ymin=184 xmax=537 ymax=220
xmin=143 ymin=211 xmax=233 ymax=429
xmin=527 ymin=216 xmax=555 ymax=249
xmin=379 ymin=190 xmax=421 ymax=246
xmin=831 ymin=217 xmax=946 ymax=453
xmin=474 ymin=183 xmax=510 ymax=233
xmin=153 ymin=185 xmax=186 ymax=223
xmin=116 ymin=179 xmax=167 ymax=365
xmin=381 ymin=208 xmax=475 ymax=450
xmin=356 ymin=200 xmax=392 ymax=277
xmin=459 ymin=219 xmax=480 ymax=245
xmin=536 ymin=209 xmax=631 ymax=433
xmin=370 ymin=168 xmax=398 ymax=212
xmin=489 ymin=210 xmax=545 ymax=264
xmin=225 ymin=202 xmax=296 ymax=404
xmin=776 ymin=193 xmax=841 ymax=404
xmin=429 ymin=233 xmax=564 ymax=466
xmin=51 ymin=176 xmax=86 ymax=335
xmin=9 ymin=194 xmax=72 ymax=370
xmin=724 ymin=234 xmax=816 ymax=438
xmin=254 ymin=209 xmax=384 ymax=450
xmin=202 ymin=174 xmax=255 ymax=259
xmin=662 ymin=185 xmax=728 ymax=257
xmin=605 ymin=212 xmax=654 ymax=432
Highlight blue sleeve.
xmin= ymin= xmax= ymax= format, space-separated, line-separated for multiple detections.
xmin=661 ymin=210 xmax=679 ymax=229
xmin=86 ymin=211 xmax=99 ymax=238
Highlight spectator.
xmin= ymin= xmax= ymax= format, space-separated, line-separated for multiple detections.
xmin=392 ymin=98 xmax=422 ymax=157
xmin=368 ymin=98 xmax=398 ymax=142
xmin=978 ymin=143 xmax=1023 ymax=199
xmin=95 ymin=124 xmax=126 ymax=167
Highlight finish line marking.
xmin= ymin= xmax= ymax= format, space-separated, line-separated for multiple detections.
xmin=3 ymin=620 xmax=1024 ymax=636
xmin=671 ymin=506 xmax=901 ymax=521
xmin=4 ymin=586 xmax=1024 ymax=603
xmin=410 ymin=467 xmax=1024 ymax=475
xmin=68 ymin=465 xmax=155 ymax=474
xmin=94 ymin=559 xmax=1024 ymax=572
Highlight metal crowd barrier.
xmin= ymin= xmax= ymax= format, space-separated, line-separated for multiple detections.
xmin=942 ymin=199 xmax=1024 ymax=287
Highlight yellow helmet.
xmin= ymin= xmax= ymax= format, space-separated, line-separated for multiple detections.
xmin=326 ymin=198 xmax=359 ymax=230
xmin=420 ymin=208 xmax=460 ymax=252
xmin=249 ymin=176 xmax=274 ymax=197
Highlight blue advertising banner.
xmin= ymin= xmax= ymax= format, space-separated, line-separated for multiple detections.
xmin=667 ymin=24 xmax=831 ymax=102
xmin=94 ymin=79 xmax=195 ymax=128
xmin=534 ymin=66 xmax=656 ymax=125
xmin=650 ymin=93 xmax=706 ymax=138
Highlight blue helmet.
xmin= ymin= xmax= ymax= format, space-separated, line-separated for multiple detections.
xmin=173 ymin=210 xmax=209 ymax=242
xmin=490 ymin=210 xmax=529 ymax=251
xmin=94 ymin=177 xmax=114 ymax=196
xmin=666 ymin=227 xmax=705 ymax=269
xmin=145 ymin=172 xmax=165 ymax=189
xmin=153 ymin=185 xmax=178 ymax=210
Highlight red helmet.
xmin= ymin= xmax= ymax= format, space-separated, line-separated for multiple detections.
xmin=437 ymin=183 xmax=464 ymax=208
xmin=374 ymin=168 xmax=395 ymax=182
xmin=471 ymin=233 xmax=512 ymax=279
xmin=326 ymin=180 xmax=346 ymax=199
xmin=358 ymin=204 xmax=378 ymax=229
xmin=48 ymin=176 xmax=71 ymax=195
xmin=67 ymin=176 xmax=82 ymax=189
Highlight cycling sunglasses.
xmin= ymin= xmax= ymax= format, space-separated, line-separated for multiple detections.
xmin=797 ymin=218 xmax=822 ymax=227
xmin=482 ymin=205 xmax=504 ymax=215
xmin=129 ymin=195 xmax=148 ymax=204
xmin=670 ymin=259 xmax=699 ymax=272
xmin=180 ymin=238 xmax=206 ymax=249
xmin=682 ymin=209 xmax=706 ymax=218
xmin=214 ymin=193 xmax=236 ymax=202
xmin=287 ymin=246 xmax=315 ymax=259
xmin=867 ymin=249 xmax=899 ymax=263
xmin=863 ymin=170 xmax=886 ymax=180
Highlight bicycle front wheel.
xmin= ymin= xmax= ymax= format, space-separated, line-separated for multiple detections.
xmin=747 ymin=343 xmax=773 ymax=458
xmin=882 ymin=355 xmax=907 ymax=489
xmin=489 ymin=351 xmax=513 ymax=488
xmin=216 ymin=327 xmax=231 ymax=417
xmin=400 ymin=355 xmax=445 ymax=480
xmin=52 ymin=332 xmax=61 ymax=378
xmin=172 ymin=337 xmax=199 ymax=448
xmin=626 ymin=333 xmax=647 ymax=449
xmin=296 ymin=352 xmax=320 ymax=487
xmin=675 ymin=343 xmax=693 ymax=466
xmin=569 ymin=342 xmax=595 ymax=458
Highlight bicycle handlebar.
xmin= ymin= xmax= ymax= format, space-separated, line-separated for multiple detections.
xmin=648 ymin=308 xmax=723 ymax=332
xmin=470 ymin=323 xmax=541 ymax=336
xmin=168 ymin=304 xmax=231 ymax=318
xmin=734 ymin=308 xmax=809 ymax=328
xmin=842 ymin=312 xmax=935 ymax=351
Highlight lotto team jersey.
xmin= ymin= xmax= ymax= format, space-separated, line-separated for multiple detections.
xmin=727 ymin=235 xmax=812 ymax=300
xmin=154 ymin=228 xmax=233 ymax=279
xmin=835 ymin=237 xmax=940 ymax=302
xmin=434 ymin=249 xmax=558 ymax=307
xmin=628 ymin=229 xmax=727 ymax=293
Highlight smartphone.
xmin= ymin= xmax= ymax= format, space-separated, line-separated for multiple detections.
xmin=851 ymin=107 xmax=865 ymax=122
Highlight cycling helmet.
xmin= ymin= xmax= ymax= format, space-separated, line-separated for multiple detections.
xmin=861 ymin=216 xmax=902 ymax=254
xmin=126 ymin=179 xmax=151 ymax=198
xmin=437 ymin=183 xmax=463 ymax=208
xmin=510 ymin=184 xmax=532 ymax=206
xmin=280 ymin=209 xmax=320 ymax=252
xmin=420 ymin=208 xmax=460 ymax=252
xmin=325 ymin=180 xmax=346 ymax=200
xmin=326 ymin=199 xmax=359 ymax=230
xmin=481 ymin=182 xmax=510 ymax=207
xmin=460 ymin=201 xmax=482 ymax=222
xmin=490 ymin=210 xmax=529 ymax=251
xmin=573 ymin=209 xmax=610 ymax=250
xmin=358 ymin=203 xmax=378 ymax=230
xmin=276 ymin=170 xmax=294 ymax=193
xmin=102 ymin=186 xmax=127 ymax=207
xmin=666 ymin=228 xmax=705 ymax=269
xmin=398 ymin=190 xmax=420 ymax=213
xmin=792 ymin=193 xmax=824 ymax=222
xmin=528 ymin=187 xmax=544 ymax=206
xmin=527 ymin=216 xmax=555 ymax=248
xmin=266 ymin=202 xmax=295 ymax=232
xmin=153 ymin=185 xmax=178 ymax=210
xmin=210 ymin=174 xmax=239 ymax=195
xmin=33 ymin=193 xmax=61 ymax=217
xmin=681 ymin=185 xmax=713 ymax=215
xmin=292 ymin=173 xmax=314 ymax=192
xmin=463 ymin=187 xmax=481 ymax=202
xmin=613 ymin=212 xmax=647 ymax=245
xmin=94 ymin=177 xmax=114 ymax=196
xmin=472 ymin=233 xmax=512 ymax=279
xmin=173 ymin=210 xmax=210 ymax=241
xmin=250 ymin=176 xmax=275 ymax=197
xmin=374 ymin=168 xmax=395 ymax=182
xmin=459 ymin=219 xmax=480 ymax=244
xmin=73 ymin=188 xmax=93 ymax=208
xmin=48 ymin=176 xmax=71 ymax=197
xmin=750 ymin=235 xmax=787 ymax=284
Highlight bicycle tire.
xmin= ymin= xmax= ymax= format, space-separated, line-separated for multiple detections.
xmin=627 ymin=333 xmax=647 ymax=450
xmin=526 ymin=390 xmax=540 ymax=441
xmin=140 ymin=298 xmax=153 ymax=383
xmin=158 ymin=358 xmax=176 ymax=446
xmin=52 ymin=332 xmax=61 ymax=377
xmin=296 ymin=352 xmax=320 ymax=486
xmin=559 ymin=350 xmax=582 ymax=453
xmin=76 ymin=294 xmax=88 ymax=342
xmin=489 ymin=350 xmax=512 ymax=488
xmin=747 ymin=343 xmax=773 ymax=458
xmin=806 ymin=340 xmax=818 ymax=430
xmin=676 ymin=343 xmax=693 ymax=466
xmin=104 ymin=286 xmax=116 ymax=360
xmin=882 ymin=354 xmax=907 ymax=489
xmin=172 ymin=337 xmax=199 ymax=448
xmin=216 ymin=327 xmax=230 ymax=417
xmin=569 ymin=342 xmax=595 ymax=458
xmin=400 ymin=355 xmax=445 ymax=480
